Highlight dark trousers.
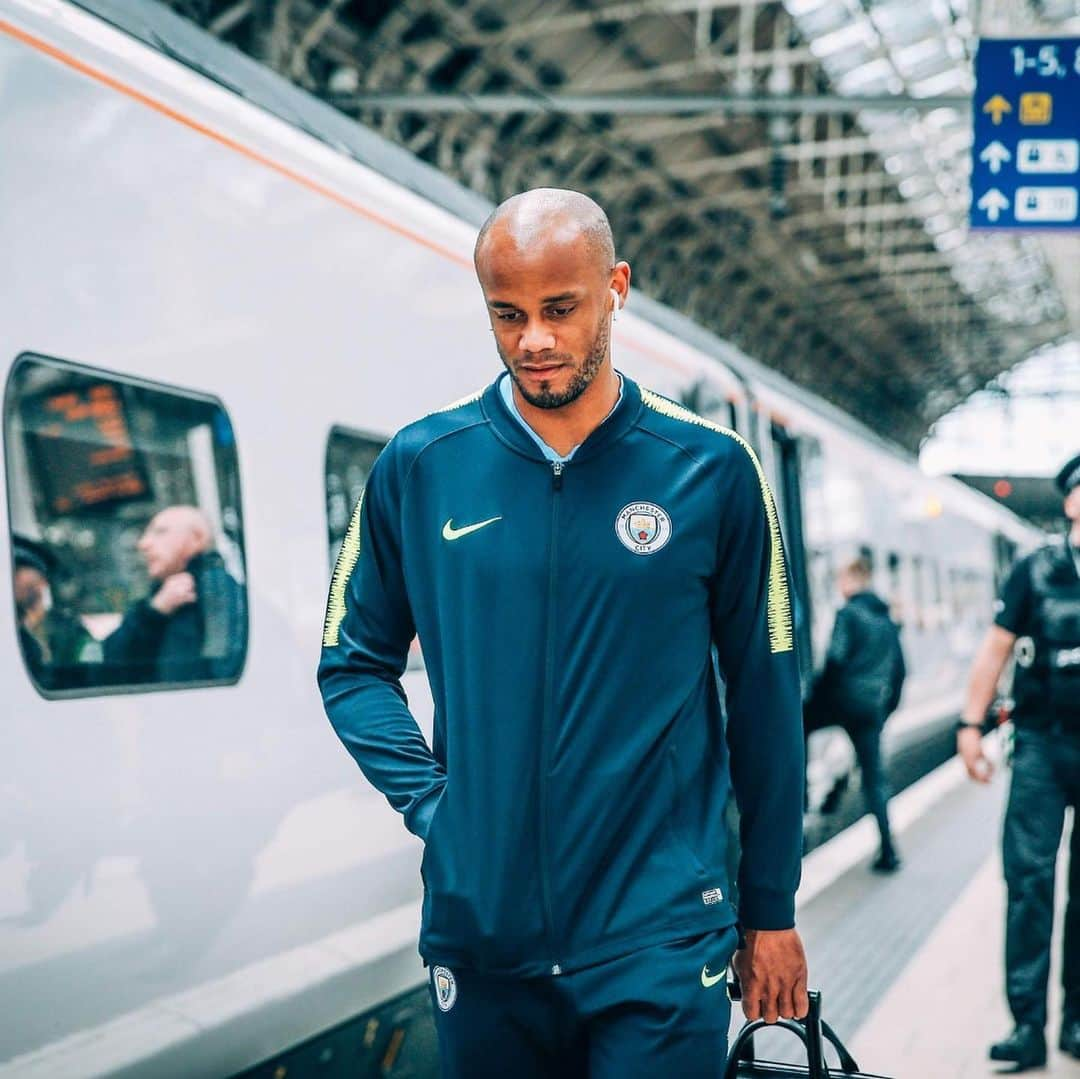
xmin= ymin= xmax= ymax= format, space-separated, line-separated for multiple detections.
xmin=427 ymin=927 xmax=738 ymax=1078
xmin=848 ymin=719 xmax=895 ymax=857
xmin=1002 ymin=727 xmax=1080 ymax=1028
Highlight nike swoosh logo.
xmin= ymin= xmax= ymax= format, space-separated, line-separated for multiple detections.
xmin=442 ymin=516 xmax=502 ymax=541
xmin=701 ymin=965 xmax=726 ymax=989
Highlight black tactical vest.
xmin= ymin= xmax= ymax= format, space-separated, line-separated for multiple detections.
xmin=1017 ymin=542 xmax=1080 ymax=726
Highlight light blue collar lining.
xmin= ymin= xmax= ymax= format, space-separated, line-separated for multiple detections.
xmin=498 ymin=372 xmax=624 ymax=464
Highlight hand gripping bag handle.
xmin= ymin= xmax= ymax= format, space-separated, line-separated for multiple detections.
xmin=723 ymin=990 xmax=862 ymax=1078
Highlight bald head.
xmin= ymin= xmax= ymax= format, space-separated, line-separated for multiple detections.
xmin=474 ymin=188 xmax=615 ymax=275
xmin=137 ymin=505 xmax=214 ymax=581
xmin=475 ymin=188 xmax=630 ymax=412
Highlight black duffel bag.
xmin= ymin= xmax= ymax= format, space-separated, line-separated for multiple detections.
xmin=724 ymin=988 xmax=892 ymax=1078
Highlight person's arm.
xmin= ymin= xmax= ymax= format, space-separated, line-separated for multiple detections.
xmin=711 ymin=443 xmax=807 ymax=1022
xmin=317 ymin=449 xmax=445 ymax=840
xmin=958 ymin=625 xmax=1015 ymax=783
xmin=885 ymin=631 xmax=906 ymax=717
xmin=959 ymin=556 xmax=1028 ymax=783
xmin=825 ymin=605 xmax=852 ymax=668
xmin=102 ymin=597 xmax=168 ymax=666
xmin=813 ymin=604 xmax=854 ymax=719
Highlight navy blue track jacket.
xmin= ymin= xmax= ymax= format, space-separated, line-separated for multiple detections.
xmin=318 ymin=374 xmax=804 ymax=977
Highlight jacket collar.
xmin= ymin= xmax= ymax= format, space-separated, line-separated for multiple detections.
xmin=482 ymin=371 xmax=643 ymax=463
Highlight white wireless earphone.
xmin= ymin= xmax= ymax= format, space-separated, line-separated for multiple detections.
xmin=610 ymin=288 xmax=622 ymax=319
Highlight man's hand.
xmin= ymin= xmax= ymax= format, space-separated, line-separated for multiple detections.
xmin=731 ymin=928 xmax=808 ymax=1023
xmin=958 ymin=727 xmax=993 ymax=784
xmin=151 ymin=572 xmax=197 ymax=615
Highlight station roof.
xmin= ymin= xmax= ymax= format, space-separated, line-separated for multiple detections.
xmin=157 ymin=0 xmax=1080 ymax=450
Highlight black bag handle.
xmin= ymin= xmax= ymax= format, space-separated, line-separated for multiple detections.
xmin=821 ymin=1019 xmax=860 ymax=1073
xmin=724 ymin=1015 xmax=816 ymax=1079
xmin=725 ymin=976 xmax=862 ymax=1078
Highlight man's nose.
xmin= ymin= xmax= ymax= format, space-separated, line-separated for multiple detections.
xmin=519 ymin=319 xmax=556 ymax=354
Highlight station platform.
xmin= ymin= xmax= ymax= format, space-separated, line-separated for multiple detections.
xmin=741 ymin=737 xmax=1079 ymax=1077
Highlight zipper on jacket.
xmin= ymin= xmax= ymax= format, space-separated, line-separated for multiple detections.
xmin=540 ymin=459 xmax=564 ymax=975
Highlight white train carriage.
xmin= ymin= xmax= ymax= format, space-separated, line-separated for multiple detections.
xmin=0 ymin=1 xmax=1039 ymax=1076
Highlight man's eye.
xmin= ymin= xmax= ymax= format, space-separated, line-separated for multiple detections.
xmin=549 ymin=306 xmax=575 ymax=318
xmin=495 ymin=311 xmax=521 ymax=322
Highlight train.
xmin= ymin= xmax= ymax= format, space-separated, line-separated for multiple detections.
xmin=0 ymin=1 xmax=1041 ymax=1075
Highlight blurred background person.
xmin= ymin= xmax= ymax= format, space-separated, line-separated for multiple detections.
xmin=808 ymin=556 xmax=906 ymax=873
xmin=959 ymin=451 xmax=1080 ymax=1071
xmin=103 ymin=505 xmax=244 ymax=684
xmin=13 ymin=540 xmax=52 ymax=685
xmin=12 ymin=537 xmax=99 ymax=690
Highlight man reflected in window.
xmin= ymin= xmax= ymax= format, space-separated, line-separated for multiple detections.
xmin=103 ymin=506 xmax=244 ymax=684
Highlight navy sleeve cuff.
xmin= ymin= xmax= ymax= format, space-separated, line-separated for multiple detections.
xmin=737 ymin=886 xmax=796 ymax=931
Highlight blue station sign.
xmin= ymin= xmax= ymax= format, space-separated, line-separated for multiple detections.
xmin=971 ymin=38 xmax=1080 ymax=230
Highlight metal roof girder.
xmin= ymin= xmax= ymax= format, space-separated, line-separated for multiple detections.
xmin=208 ymin=1 xmax=253 ymax=38
xmin=450 ymin=0 xmax=784 ymax=48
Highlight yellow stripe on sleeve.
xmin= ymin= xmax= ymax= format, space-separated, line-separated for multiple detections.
xmin=322 ymin=492 xmax=363 ymax=648
xmin=322 ymin=390 xmax=482 ymax=649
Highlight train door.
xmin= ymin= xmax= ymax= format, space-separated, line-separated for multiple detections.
xmin=771 ymin=422 xmax=815 ymax=686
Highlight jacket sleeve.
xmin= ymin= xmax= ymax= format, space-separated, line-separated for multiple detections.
xmin=825 ymin=606 xmax=853 ymax=667
xmin=885 ymin=628 xmax=906 ymax=716
xmin=710 ymin=443 xmax=804 ymax=931
xmin=102 ymin=599 xmax=167 ymax=667
xmin=317 ymin=448 xmax=446 ymax=840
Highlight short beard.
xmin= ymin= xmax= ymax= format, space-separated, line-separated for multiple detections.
xmin=503 ymin=314 xmax=610 ymax=411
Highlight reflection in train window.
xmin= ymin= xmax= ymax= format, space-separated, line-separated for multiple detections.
xmin=324 ymin=426 xmax=385 ymax=573
xmin=5 ymin=354 xmax=247 ymax=695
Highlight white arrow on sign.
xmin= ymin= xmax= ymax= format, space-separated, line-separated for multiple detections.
xmin=977 ymin=188 xmax=1010 ymax=222
xmin=979 ymin=141 xmax=1012 ymax=175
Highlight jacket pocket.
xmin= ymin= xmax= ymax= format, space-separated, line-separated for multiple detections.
xmin=419 ymin=785 xmax=449 ymax=887
xmin=666 ymin=747 xmax=708 ymax=878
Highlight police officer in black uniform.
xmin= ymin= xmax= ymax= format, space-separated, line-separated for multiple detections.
xmin=959 ymin=452 xmax=1080 ymax=1071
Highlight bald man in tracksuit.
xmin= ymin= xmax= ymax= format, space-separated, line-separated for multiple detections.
xmin=318 ymin=189 xmax=808 ymax=1077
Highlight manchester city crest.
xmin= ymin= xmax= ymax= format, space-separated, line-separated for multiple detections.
xmin=615 ymin=502 xmax=672 ymax=555
xmin=432 ymin=965 xmax=457 ymax=1012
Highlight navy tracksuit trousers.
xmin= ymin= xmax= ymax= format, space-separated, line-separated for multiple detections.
xmin=427 ymin=927 xmax=739 ymax=1078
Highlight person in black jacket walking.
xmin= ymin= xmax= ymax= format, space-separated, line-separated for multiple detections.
xmin=817 ymin=557 xmax=906 ymax=872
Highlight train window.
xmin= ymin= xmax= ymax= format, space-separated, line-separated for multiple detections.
xmin=911 ymin=555 xmax=926 ymax=631
xmin=948 ymin=567 xmax=962 ymax=620
xmin=798 ymin=437 xmax=833 ymax=666
xmin=324 ymin=426 xmax=385 ymax=573
xmin=928 ymin=559 xmax=943 ymax=628
xmin=4 ymin=354 xmax=247 ymax=696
